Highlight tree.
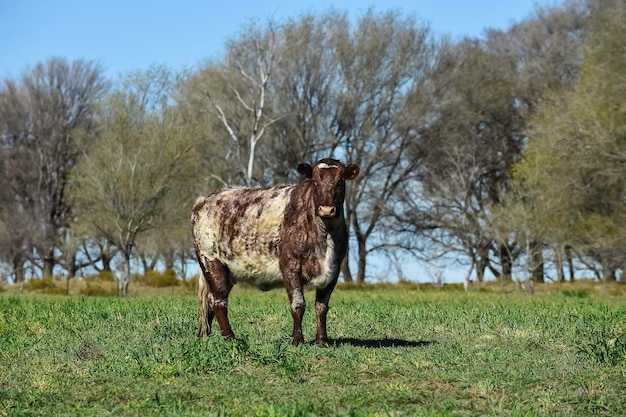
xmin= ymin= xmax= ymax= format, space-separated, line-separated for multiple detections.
xmin=0 ymin=57 xmax=108 ymax=279
xmin=181 ymin=10 xmax=436 ymax=283
xmin=324 ymin=10 xmax=435 ymax=283
xmin=70 ymin=66 xmax=201 ymax=295
xmin=183 ymin=23 xmax=284 ymax=187
xmin=393 ymin=38 xmax=525 ymax=286
xmin=510 ymin=0 xmax=626 ymax=282
xmin=391 ymin=1 xmax=590 ymax=286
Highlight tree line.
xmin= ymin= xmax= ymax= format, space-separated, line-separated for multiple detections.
xmin=1 ymin=0 xmax=624 ymax=291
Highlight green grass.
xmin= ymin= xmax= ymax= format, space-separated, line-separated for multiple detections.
xmin=1 ymin=288 xmax=625 ymax=416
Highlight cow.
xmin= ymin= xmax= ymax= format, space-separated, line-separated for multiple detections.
xmin=190 ymin=158 xmax=359 ymax=346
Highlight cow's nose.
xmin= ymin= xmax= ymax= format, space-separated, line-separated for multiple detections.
xmin=318 ymin=206 xmax=336 ymax=218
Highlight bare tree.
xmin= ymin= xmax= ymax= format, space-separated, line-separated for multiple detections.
xmin=0 ymin=57 xmax=108 ymax=279
xmin=327 ymin=10 xmax=435 ymax=283
xmin=198 ymin=23 xmax=284 ymax=186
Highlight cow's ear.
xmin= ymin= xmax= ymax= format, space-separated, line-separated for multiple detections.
xmin=297 ymin=163 xmax=313 ymax=179
xmin=343 ymin=164 xmax=360 ymax=181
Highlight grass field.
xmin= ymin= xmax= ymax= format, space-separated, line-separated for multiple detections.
xmin=1 ymin=285 xmax=625 ymax=416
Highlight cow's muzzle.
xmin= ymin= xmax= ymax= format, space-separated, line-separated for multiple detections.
xmin=317 ymin=205 xmax=337 ymax=218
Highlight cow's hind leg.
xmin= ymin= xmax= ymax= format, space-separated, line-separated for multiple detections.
xmin=204 ymin=259 xmax=235 ymax=340
xmin=197 ymin=270 xmax=214 ymax=337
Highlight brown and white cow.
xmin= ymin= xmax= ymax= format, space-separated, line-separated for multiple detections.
xmin=190 ymin=158 xmax=359 ymax=346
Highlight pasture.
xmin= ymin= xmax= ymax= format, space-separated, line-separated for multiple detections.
xmin=1 ymin=285 xmax=625 ymax=416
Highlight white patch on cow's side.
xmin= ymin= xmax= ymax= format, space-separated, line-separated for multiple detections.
xmin=227 ymin=256 xmax=283 ymax=285
xmin=308 ymin=234 xmax=339 ymax=289
xmin=317 ymin=162 xmax=339 ymax=169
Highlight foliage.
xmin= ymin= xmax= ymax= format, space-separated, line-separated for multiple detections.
xmin=507 ymin=0 xmax=626 ymax=280
xmin=22 ymin=279 xmax=66 ymax=295
xmin=1 ymin=288 xmax=625 ymax=416
xmin=79 ymin=282 xmax=117 ymax=297
xmin=83 ymin=271 xmax=116 ymax=283
xmin=135 ymin=269 xmax=180 ymax=288
xmin=182 ymin=9 xmax=437 ymax=283
xmin=69 ymin=65 xmax=202 ymax=295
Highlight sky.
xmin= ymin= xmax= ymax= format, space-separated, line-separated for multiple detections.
xmin=1 ymin=0 xmax=546 ymax=81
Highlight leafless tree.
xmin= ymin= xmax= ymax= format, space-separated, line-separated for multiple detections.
xmin=327 ymin=10 xmax=436 ymax=283
xmin=0 ymin=57 xmax=108 ymax=279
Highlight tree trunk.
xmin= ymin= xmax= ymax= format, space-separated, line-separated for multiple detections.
xmin=475 ymin=242 xmax=489 ymax=283
xmin=464 ymin=259 xmax=475 ymax=292
xmin=356 ymin=238 xmax=367 ymax=283
xmin=68 ymin=251 xmax=79 ymax=278
xmin=12 ymin=256 xmax=25 ymax=284
xmin=566 ymin=246 xmax=575 ymax=282
xmin=118 ymin=255 xmax=131 ymax=297
xmin=476 ymin=258 xmax=486 ymax=283
xmin=602 ymin=265 xmax=616 ymax=282
xmin=341 ymin=257 xmax=353 ymax=283
xmin=498 ymin=243 xmax=513 ymax=282
xmin=42 ymin=248 xmax=55 ymax=279
xmin=531 ymin=241 xmax=545 ymax=283
xmin=163 ymin=250 xmax=175 ymax=271
xmin=101 ymin=252 xmax=113 ymax=272
xmin=554 ymin=246 xmax=565 ymax=283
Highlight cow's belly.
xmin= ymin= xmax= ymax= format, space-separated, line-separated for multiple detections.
xmin=226 ymin=255 xmax=284 ymax=289
xmin=226 ymin=239 xmax=339 ymax=290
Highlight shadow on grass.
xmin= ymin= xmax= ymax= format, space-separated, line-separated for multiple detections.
xmin=330 ymin=337 xmax=434 ymax=348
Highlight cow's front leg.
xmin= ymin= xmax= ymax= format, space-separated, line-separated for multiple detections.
xmin=283 ymin=268 xmax=306 ymax=346
xmin=314 ymin=279 xmax=337 ymax=346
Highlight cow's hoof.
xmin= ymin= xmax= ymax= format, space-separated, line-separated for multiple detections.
xmin=292 ymin=337 xmax=305 ymax=346
xmin=314 ymin=338 xmax=329 ymax=347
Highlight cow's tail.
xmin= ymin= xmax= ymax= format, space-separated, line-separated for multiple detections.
xmin=196 ymin=269 xmax=213 ymax=337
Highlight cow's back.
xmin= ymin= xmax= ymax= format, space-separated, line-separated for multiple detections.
xmin=191 ymin=185 xmax=295 ymax=288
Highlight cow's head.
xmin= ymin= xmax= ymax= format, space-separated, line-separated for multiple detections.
xmin=297 ymin=158 xmax=360 ymax=219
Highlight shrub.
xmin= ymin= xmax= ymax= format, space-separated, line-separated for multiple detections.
xmin=182 ymin=276 xmax=197 ymax=294
xmin=140 ymin=269 xmax=179 ymax=288
xmin=23 ymin=279 xmax=66 ymax=295
xmin=562 ymin=289 xmax=589 ymax=298
xmin=80 ymin=282 xmax=117 ymax=297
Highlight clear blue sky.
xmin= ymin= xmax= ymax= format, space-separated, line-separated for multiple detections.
xmin=1 ymin=0 xmax=547 ymax=80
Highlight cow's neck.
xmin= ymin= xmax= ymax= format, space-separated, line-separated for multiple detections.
xmin=318 ymin=215 xmax=344 ymax=238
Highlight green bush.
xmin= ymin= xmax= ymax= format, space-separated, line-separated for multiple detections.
xmin=23 ymin=279 xmax=65 ymax=294
xmin=181 ymin=275 xmax=197 ymax=293
xmin=139 ymin=269 xmax=179 ymax=288
xmin=79 ymin=282 xmax=117 ymax=297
